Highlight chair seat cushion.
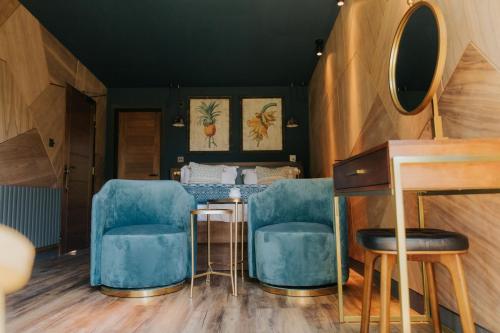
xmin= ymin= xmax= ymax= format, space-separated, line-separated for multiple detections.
xmin=101 ymin=224 xmax=187 ymax=289
xmin=254 ymin=222 xmax=336 ymax=287
xmin=356 ymin=228 xmax=469 ymax=252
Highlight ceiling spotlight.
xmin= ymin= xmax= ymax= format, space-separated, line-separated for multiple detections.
xmin=337 ymin=0 xmax=344 ymax=6
xmin=315 ymin=39 xmax=324 ymax=57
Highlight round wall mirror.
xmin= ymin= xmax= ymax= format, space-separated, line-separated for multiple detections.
xmin=389 ymin=1 xmax=447 ymax=114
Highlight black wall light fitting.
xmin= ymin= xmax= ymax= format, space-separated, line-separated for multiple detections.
xmin=315 ymin=39 xmax=324 ymax=57
xmin=172 ymin=83 xmax=186 ymax=128
xmin=286 ymin=83 xmax=300 ymax=128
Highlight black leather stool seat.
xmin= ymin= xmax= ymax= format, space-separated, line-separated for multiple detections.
xmin=356 ymin=228 xmax=469 ymax=252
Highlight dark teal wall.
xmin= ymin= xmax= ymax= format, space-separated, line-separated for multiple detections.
xmin=105 ymin=86 xmax=309 ymax=180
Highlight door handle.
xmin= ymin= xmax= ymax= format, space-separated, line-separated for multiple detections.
xmin=64 ymin=166 xmax=71 ymax=191
xmin=149 ymin=174 xmax=159 ymax=177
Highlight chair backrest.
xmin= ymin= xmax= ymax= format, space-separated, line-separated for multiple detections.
xmin=95 ymin=180 xmax=196 ymax=232
xmin=249 ymin=178 xmax=333 ymax=227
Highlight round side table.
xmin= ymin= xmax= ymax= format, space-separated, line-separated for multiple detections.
xmin=207 ymin=198 xmax=245 ymax=296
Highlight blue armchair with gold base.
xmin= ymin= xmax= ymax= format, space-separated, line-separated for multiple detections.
xmin=90 ymin=180 xmax=196 ymax=297
xmin=247 ymin=178 xmax=348 ymax=294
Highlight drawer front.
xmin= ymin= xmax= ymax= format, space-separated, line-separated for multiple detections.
xmin=334 ymin=147 xmax=389 ymax=191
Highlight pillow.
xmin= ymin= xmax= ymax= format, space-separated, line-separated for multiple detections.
xmin=180 ymin=165 xmax=191 ymax=183
xmin=189 ymin=162 xmax=224 ymax=184
xmin=221 ymin=166 xmax=238 ymax=184
xmin=242 ymin=168 xmax=258 ymax=185
xmin=255 ymin=166 xmax=299 ymax=185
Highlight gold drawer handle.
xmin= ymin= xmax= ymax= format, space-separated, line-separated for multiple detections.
xmin=347 ymin=169 xmax=368 ymax=176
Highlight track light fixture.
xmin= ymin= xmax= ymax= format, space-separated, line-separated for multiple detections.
xmin=315 ymin=39 xmax=324 ymax=57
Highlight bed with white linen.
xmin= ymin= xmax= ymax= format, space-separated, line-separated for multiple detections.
xmin=178 ymin=162 xmax=302 ymax=222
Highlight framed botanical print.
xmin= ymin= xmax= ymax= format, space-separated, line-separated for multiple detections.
xmin=242 ymin=97 xmax=283 ymax=151
xmin=189 ymin=97 xmax=230 ymax=152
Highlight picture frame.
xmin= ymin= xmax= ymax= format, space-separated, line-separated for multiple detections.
xmin=241 ymin=97 xmax=283 ymax=152
xmin=188 ymin=97 xmax=231 ymax=152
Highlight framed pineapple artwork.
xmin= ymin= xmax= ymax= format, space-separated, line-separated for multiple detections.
xmin=188 ymin=97 xmax=230 ymax=152
xmin=241 ymin=97 xmax=283 ymax=151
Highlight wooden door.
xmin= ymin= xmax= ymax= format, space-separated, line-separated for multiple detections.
xmin=117 ymin=111 xmax=161 ymax=180
xmin=61 ymin=86 xmax=96 ymax=253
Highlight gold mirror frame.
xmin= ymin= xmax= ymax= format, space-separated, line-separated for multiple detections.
xmin=389 ymin=0 xmax=447 ymax=115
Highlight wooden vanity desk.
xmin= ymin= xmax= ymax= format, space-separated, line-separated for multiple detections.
xmin=332 ymin=138 xmax=500 ymax=332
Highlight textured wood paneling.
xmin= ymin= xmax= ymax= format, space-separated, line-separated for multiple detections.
xmin=0 ymin=0 xmax=19 ymax=28
xmin=41 ymin=26 xmax=77 ymax=87
xmin=424 ymin=195 xmax=500 ymax=333
xmin=440 ymin=43 xmax=500 ymax=138
xmin=93 ymin=96 xmax=107 ymax=191
xmin=75 ymin=62 xmax=106 ymax=96
xmin=0 ymin=60 xmax=32 ymax=143
xmin=29 ymin=85 xmax=66 ymax=183
xmin=0 ymin=6 xmax=49 ymax=105
xmin=0 ymin=129 xmax=57 ymax=187
xmin=0 ymin=4 xmax=106 ymax=188
xmin=310 ymin=1 xmax=500 ymax=330
xmin=350 ymin=95 xmax=398 ymax=156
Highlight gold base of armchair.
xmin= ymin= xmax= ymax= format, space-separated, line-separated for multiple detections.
xmin=260 ymin=282 xmax=336 ymax=297
xmin=101 ymin=281 xmax=185 ymax=298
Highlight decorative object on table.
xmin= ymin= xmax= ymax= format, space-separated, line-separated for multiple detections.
xmin=229 ymin=187 xmax=241 ymax=198
xmin=0 ymin=225 xmax=35 ymax=333
xmin=242 ymin=97 xmax=283 ymax=151
xmin=189 ymin=97 xmax=230 ymax=152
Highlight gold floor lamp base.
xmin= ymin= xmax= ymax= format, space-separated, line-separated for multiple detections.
xmin=101 ymin=281 xmax=185 ymax=298
xmin=260 ymin=282 xmax=336 ymax=297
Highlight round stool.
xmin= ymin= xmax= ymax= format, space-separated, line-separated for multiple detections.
xmin=357 ymin=228 xmax=474 ymax=333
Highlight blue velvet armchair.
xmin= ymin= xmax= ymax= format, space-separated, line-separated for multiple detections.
xmin=90 ymin=180 xmax=196 ymax=290
xmin=247 ymin=178 xmax=348 ymax=288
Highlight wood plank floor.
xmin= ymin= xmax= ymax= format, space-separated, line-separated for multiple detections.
xmin=6 ymin=251 xmax=434 ymax=333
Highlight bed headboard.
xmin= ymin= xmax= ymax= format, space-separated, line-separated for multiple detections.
xmin=170 ymin=161 xmax=303 ymax=181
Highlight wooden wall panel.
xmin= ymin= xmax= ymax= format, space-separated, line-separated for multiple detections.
xmin=0 ymin=129 xmax=57 ymax=187
xmin=440 ymin=43 xmax=500 ymax=138
xmin=29 ymin=85 xmax=66 ymax=184
xmin=424 ymin=195 xmax=500 ymax=333
xmin=0 ymin=4 xmax=107 ymax=189
xmin=0 ymin=6 xmax=49 ymax=106
xmin=75 ymin=62 xmax=106 ymax=96
xmin=0 ymin=0 xmax=19 ymax=28
xmin=93 ymin=96 xmax=107 ymax=191
xmin=41 ymin=26 xmax=77 ymax=87
xmin=309 ymin=0 xmax=500 ymax=330
xmin=0 ymin=60 xmax=32 ymax=143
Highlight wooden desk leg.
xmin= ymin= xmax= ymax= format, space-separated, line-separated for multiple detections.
xmin=393 ymin=158 xmax=412 ymax=333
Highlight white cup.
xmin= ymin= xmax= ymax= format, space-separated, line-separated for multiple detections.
xmin=229 ymin=187 xmax=241 ymax=198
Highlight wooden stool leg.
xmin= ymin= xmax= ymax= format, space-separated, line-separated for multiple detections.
xmin=361 ymin=251 xmax=378 ymax=333
xmin=425 ymin=262 xmax=442 ymax=333
xmin=439 ymin=254 xmax=474 ymax=333
xmin=379 ymin=254 xmax=396 ymax=333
